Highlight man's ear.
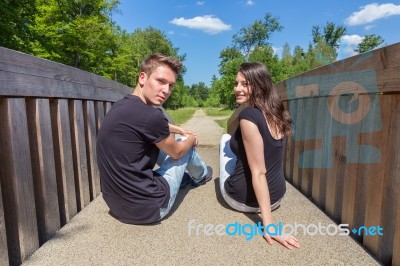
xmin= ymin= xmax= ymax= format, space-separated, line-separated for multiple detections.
xmin=138 ymin=72 xmax=147 ymax=86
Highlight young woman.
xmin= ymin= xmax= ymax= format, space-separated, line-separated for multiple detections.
xmin=219 ymin=62 xmax=300 ymax=249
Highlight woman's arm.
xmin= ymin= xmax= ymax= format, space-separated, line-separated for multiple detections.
xmin=240 ymin=119 xmax=299 ymax=249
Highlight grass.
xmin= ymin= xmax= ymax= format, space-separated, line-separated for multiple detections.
xmin=166 ymin=108 xmax=197 ymax=125
xmin=166 ymin=107 xmax=234 ymax=132
xmin=204 ymin=107 xmax=234 ymax=132
xmin=203 ymin=107 xmax=234 ymax=117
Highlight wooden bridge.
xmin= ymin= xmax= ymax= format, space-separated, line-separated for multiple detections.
xmin=0 ymin=43 xmax=399 ymax=265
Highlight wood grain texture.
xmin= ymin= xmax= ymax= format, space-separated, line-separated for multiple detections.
xmin=0 ymin=182 xmax=9 ymax=266
xmin=362 ymin=96 xmax=392 ymax=256
xmin=376 ymin=94 xmax=400 ymax=265
xmin=50 ymin=99 xmax=78 ymax=225
xmin=276 ymin=42 xmax=400 ymax=100
xmin=0 ymin=98 xmax=39 ymax=265
xmin=69 ymin=100 xmax=90 ymax=211
xmin=84 ymin=101 xmax=100 ymax=200
xmin=26 ymin=98 xmax=60 ymax=245
xmin=0 ymin=47 xmax=131 ymax=101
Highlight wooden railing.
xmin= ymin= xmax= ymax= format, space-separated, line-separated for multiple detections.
xmin=276 ymin=42 xmax=400 ymax=266
xmin=0 ymin=47 xmax=131 ymax=266
xmin=1 ymin=43 xmax=399 ymax=266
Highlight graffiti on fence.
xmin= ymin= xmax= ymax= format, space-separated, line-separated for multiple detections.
xmin=286 ymin=69 xmax=382 ymax=168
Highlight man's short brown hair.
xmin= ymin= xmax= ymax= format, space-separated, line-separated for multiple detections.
xmin=140 ymin=53 xmax=183 ymax=77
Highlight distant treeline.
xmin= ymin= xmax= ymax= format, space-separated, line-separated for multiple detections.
xmin=1 ymin=0 xmax=385 ymax=109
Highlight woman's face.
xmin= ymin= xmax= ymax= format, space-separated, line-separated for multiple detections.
xmin=234 ymin=72 xmax=251 ymax=106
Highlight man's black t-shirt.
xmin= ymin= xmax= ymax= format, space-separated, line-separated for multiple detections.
xmin=96 ymin=95 xmax=170 ymax=224
xmin=225 ymin=107 xmax=286 ymax=207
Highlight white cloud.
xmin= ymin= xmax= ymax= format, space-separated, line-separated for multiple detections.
xmin=345 ymin=3 xmax=400 ymax=25
xmin=170 ymin=15 xmax=231 ymax=34
xmin=246 ymin=0 xmax=254 ymax=5
xmin=364 ymin=24 xmax=377 ymax=31
xmin=196 ymin=1 xmax=205 ymax=5
xmin=340 ymin=34 xmax=364 ymax=57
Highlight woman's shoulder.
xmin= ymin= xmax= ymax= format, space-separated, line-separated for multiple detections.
xmin=238 ymin=107 xmax=263 ymax=120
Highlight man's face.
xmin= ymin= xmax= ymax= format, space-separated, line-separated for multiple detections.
xmin=138 ymin=65 xmax=177 ymax=105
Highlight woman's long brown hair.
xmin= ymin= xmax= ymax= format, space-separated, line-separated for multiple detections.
xmin=239 ymin=62 xmax=292 ymax=136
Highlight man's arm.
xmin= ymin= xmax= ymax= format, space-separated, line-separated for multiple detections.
xmin=155 ymin=133 xmax=198 ymax=160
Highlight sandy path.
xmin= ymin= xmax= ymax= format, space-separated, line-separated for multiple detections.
xmin=180 ymin=108 xmax=225 ymax=147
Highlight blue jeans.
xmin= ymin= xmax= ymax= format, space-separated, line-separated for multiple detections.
xmin=156 ymin=137 xmax=207 ymax=220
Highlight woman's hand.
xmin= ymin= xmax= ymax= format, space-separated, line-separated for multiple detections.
xmin=264 ymin=233 xmax=300 ymax=250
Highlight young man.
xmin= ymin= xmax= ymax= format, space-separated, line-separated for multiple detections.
xmin=97 ymin=53 xmax=212 ymax=224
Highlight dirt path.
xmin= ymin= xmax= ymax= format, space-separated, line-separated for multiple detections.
xmin=180 ymin=108 xmax=225 ymax=147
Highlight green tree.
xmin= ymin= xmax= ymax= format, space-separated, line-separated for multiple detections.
xmin=111 ymin=27 xmax=185 ymax=87
xmin=219 ymin=47 xmax=243 ymax=72
xmin=248 ymin=45 xmax=284 ymax=83
xmin=312 ymin=22 xmax=346 ymax=49
xmin=306 ymin=40 xmax=336 ymax=69
xmin=30 ymin=0 xmax=120 ymax=73
xmin=164 ymin=82 xmax=197 ymax=109
xmin=190 ymin=82 xmax=209 ymax=106
xmin=0 ymin=0 xmax=36 ymax=52
xmin=232 ymin=13 xmax=283 ymax=58
xmin=355 ymin=34 xmax=385 ymax=53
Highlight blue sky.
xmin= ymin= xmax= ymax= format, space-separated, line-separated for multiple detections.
xmin=113 ymin=0 xmax=400 ymax=87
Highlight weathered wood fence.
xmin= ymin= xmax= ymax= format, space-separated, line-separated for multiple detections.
xmin=0 ymin=47 xmax=131 ymax=266
xmin=1 ymin=43 xmax=399 ymax=266
xmin=276 ymin=42 xmax=400 ymax=266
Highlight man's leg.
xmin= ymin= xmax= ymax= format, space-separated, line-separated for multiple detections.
xmin=156 ymin=137 xmax=209 ymax=219
xmin=156 ymin=149 xmax=193 ymax=219
xmin=185 ymin=147 xmax=208 ymax=184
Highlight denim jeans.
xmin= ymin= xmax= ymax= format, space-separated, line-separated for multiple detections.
xmin=156 ymin=137 xmax=207 ymax=220
xmin=219 ymin=134 xmax=283 ymax=212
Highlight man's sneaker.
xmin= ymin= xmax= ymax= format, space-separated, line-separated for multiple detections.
xmin=179 ymin=172 xmax=192 ymax=190
xmin=192 ymin=166 xmax=213 ymax=187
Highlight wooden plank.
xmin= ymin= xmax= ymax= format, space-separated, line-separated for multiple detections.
xmin=311 ymin=97 xmax=328 ymax=208
xmin=363 ymin=95 xmax=392 ymax=257
xmin=340 ymin=94 xmax=365 ymax=237
xmin=291 ymin=99 xmax=303 ymax=188
xmin=84 ymin=101 xmax=100 ymax=200
xmin=282 ymin=101 xmax=292 ymax=181
xmin=324 ymin=94 xmax=341 ymax=221
xmin=300 ymin=97 xmax=317 ymax=196
xmin=393 ymin=176 xmax=400 ymax=266
xmin=0 ymin=98 xmax=39 ymax=265
xmin=26 ymin=99 xmax=60 ymax=245
xmin=0 ymin=71 xmax=128 ymax=102
xmin=50 ymin=99 xmax=77 ymax=226
xmin=285 ymin=102 xmax=297 ymax=183
xmin=376 ymin=94 xmax=400 ymax=265
xmin=95 ymin=101 xmax=105 ymax=134
xmin=332 ymin=93 xmax=350 ymax=222
xmin=275 ymin=43 xmax=400 ymax=100
xmin=0 ymin=181 xmax=9 ymax=266
xmin=105 ymin=102 xmax=112 ymax=115
xmin=69 ymin=100 xmax=90 ymax=211
xmin=341 ymin=94 xmax=370 ymax=240
xmin=0 ymin=47 xmax=131 ymax=100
